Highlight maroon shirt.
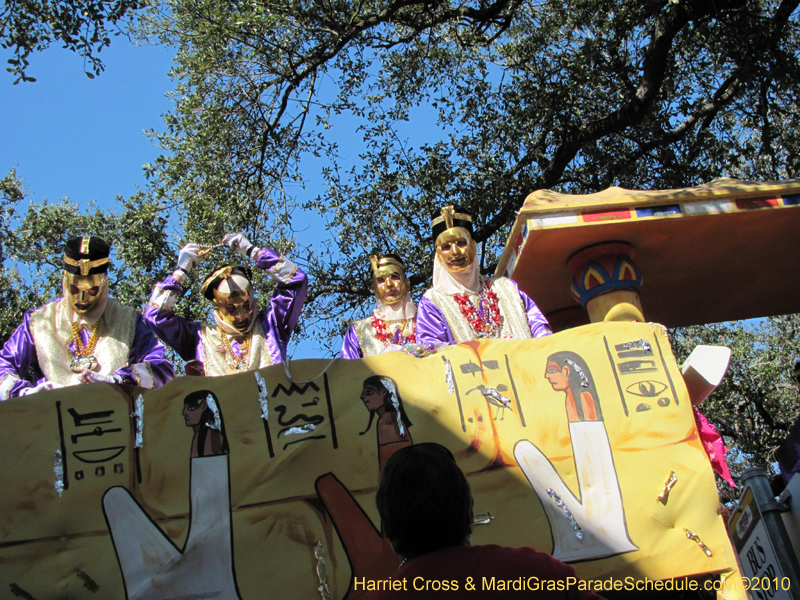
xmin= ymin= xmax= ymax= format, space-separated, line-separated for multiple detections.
xmin=361 ymin=544 xmax=606 ymax=600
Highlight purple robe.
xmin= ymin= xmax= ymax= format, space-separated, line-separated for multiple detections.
xmin=0 ymin=307 xmax=173 ymax=399
xmin=416 ymin=278 xmax=551 ymax=345
xmin=340 ymin=324 xmax=363 ymax=360
xmin=144 ymin=248 xmax=308 ymax=368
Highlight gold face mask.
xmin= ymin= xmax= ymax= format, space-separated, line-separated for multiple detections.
xmin=373 ymin=262 xmax=409 ymax=306
xmin=210 ymin=271 xmax=255 ymax=333
xmin=435 ymin=227 xmax=477 ymax=273
xmin=212 ymin=290 xmax=254 ymax=333
xmin=65 ymin=272 xmax=107 ymax=314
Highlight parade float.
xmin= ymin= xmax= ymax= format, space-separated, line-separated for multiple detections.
xmin=2 ymin=178 xmax=799 ymax=599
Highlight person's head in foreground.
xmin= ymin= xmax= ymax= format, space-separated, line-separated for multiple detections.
xmin=376 ymin=442 xmax=472 ymax=559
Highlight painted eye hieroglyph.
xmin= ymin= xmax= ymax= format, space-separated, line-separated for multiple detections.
xmin=625 ymin=380 xmax=667 ymax=398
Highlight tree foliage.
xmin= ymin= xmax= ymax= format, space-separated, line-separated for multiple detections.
xmin=0 ymin=168 xmax=293 ymax=376
xmin=670 ymin=316 xmax=800 ymax=501
xmin=0 ymin=168 xmax=173 ymax=342
xmin=1 ymin=0 xmax=141 ymax=82
xmin=131 ymin=0 xmax=800 ymax=477
xmin=133 ymin=0 xmax=800 ymax=353
xmin=2 ymin=0 xmax=799 ymax=478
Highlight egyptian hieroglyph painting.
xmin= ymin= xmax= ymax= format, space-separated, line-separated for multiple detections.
xmin=0 ymin=322 xmax=740 ymax=599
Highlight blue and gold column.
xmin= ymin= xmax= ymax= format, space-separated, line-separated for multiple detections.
xmin=567 ymin=242 xmax=645 ymax=323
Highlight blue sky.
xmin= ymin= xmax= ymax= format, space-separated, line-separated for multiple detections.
xmin=2 ymin=39 xmax=175 ymax=207
xmin=1 ymin=39 xmax=337 ymax=358
xmin=0 ymin=37 xmax=439 ymax=360
xmin=1 ymin=39 xmax=381 ymax=361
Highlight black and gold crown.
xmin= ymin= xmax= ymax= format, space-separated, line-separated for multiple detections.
xmin=63 ymin=235 xmax=110 ymax=276
xmin=431 ymin=205 xmax=473 ymax=239
xmin=369 ymin=253 xmax=405 ymax=277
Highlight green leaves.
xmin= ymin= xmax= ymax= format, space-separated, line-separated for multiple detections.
xmin=670 ymin=317 xmax=800 ymax=500
xmin=0 ymin=174 xmax=175 ymax=343
xmin=129 ymin=0 xmax=800 ymax=353
xmin=1 ymin=0 xmax=142 ymax=83
xmin=2 ymin=1 xmax=799 ymax=481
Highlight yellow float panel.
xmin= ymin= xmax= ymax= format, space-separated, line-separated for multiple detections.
xmin=0 ymin=323 xmax=744 ymax=599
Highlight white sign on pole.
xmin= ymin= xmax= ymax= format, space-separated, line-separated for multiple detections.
xmin=730 ymin=487 xmax=794 ymax=600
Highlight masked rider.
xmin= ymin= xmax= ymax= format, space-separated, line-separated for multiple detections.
xmin=416 ymin=206 xmax=551 ymax=345
xmin=341 ymin=254 xmax=417 ymax=359
xmin=145 ymin=233 xmax=308 ymax=375
xmin=0 ymin=235 xmax=174 ymax=399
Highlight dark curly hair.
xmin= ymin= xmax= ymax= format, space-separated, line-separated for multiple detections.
xmin=375 ymin=443 xmax=472 ymax=558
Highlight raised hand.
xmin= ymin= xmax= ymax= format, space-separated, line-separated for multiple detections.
xmin=177 ymin=243 xmax=200 ymax=272
xmin=315 ymin=473 xmax=400 ymax=600
xmin=223 ymin=233 xmax=256 ymax=259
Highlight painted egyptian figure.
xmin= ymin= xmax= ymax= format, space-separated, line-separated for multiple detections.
xmin=544 ymin=351 xmax=603 ymax=422
xmin=183 ymin=390 xmax=228 ymax=458
xmin=515 ymin=350 xmax=636 ymax=562
xmin=359 ymin=375 xmax=413 ymax=472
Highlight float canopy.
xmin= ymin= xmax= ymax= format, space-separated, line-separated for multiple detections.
xmin=496 ymin=177 xmax=800 ymax=328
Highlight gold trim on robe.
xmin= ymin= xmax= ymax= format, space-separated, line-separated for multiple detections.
xmin=268 ymin=255 xmax=299 ymax=285
xmin=131 ymin=362 xmax=156 ymax=389
xmin=0 ymin=373 xmax=21 ymax=400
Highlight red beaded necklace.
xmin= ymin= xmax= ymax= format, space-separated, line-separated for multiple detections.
xmin=453 ymin=279 xmax=501 ymax=337
xmin=372 ymin=313 xmax=416 ymax=346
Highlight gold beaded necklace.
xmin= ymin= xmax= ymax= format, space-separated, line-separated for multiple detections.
xmin=221 ymin=332 xmax=252 ymax=371
xmin=195 ymin=241 xmax=226 ymax=259
xmin=69 ymin=321 xmax=101 ymax=373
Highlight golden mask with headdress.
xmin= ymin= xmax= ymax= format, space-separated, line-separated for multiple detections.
xmin=370 ymin=254 xmax=410 ymax=306
xmin=62 ymin=235 xmax=110 ymax=315
xmin=431 ymin=206 xmax=477 ymax=274
xmin=200 ymin=265 xmax=256 ymax=334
